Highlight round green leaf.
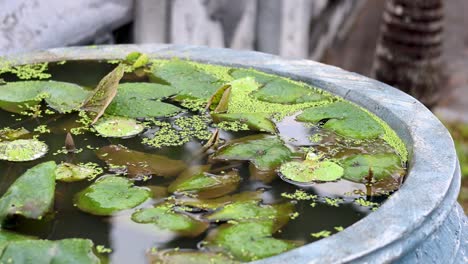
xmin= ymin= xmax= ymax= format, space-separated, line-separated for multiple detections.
xmin=131 ymin=204 xmax=208 ymax=236
xmin=279 ymin=160 xmax=344 ymax=183
xmin=75 ymin=176 xmax=151 ymax=216
xmin=149 ymin=250 xmax=238 ymax=264
xmin=0 ymin=139 xmax=48 ymax=162
xmin=341 ymin=153 xmax=403 ymax=182
xmin=55 ymin=163 xmax=101 ymax=182
xmin=93 ymin=116 xmax=144 ymax=138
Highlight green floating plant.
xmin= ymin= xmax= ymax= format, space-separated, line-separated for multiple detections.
xmin=0 ymin=139 xmax=48 ymax=162
xmin=150 ymin=60 xmax=225 ymax=100
xmin=0 ymin=80 xmax=90 ymax=114
xmin=230 ymin=68 xmax=329 ymax=104
xmin=105 ymin=82 xmax=181 ymax=118
xmin=212 ymin=112 xmax=276 ymax=134
xmin=174 ymin=191 xmax=263 ymax=211
xmin=206 ymin=221 xmax=300 ymax=262
xmin=149 ymin=249 xmax=238 ymax=264
xmin=0 ymin=161 xmax=56 ymax=223
xmin=93 ymin=116 xmax=144 ymax=138
xmin=341 ymin=153 xmax=403 ymax=182
xmin=296 ymin=101 xmax=385 ymax=139
xmin=0 ymin=238 xmax=100 ymax=264
xmin=168 ymin=166 xmax=241 ymax=199
xmin=75 ymin=176 xmax=151 ymax=216
xmin=212 ymin=134 xmax=292 ymax=171
xmin=55 ymin=162 xmax=103 ymax=182
xmin=131 ymin=204 xmax=208 ymax=237
xmin=279 ymin=159 xmax=344 ymax=183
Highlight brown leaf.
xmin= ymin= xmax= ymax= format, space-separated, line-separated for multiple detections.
xmin=81 ymin=64 xmax=125 ymax=124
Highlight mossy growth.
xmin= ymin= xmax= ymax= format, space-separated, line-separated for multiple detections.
xmin=0 ymin=61 xmax=51 ymax=80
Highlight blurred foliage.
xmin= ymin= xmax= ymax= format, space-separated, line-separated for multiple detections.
xmin=443 ymin=121 xmax=468 ymax=213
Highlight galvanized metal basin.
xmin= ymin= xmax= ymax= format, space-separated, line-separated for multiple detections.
xmin=3 ymin=44 xmax=467 ymax=264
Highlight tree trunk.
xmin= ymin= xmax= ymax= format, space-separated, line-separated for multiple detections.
xmin=373 ymin=0 xmax=444 ymax=108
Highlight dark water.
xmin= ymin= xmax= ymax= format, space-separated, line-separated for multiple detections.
xmin=0 ymin=61 xmax=404 ymax=264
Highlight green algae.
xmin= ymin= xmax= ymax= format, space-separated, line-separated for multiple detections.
xmin=0 ymin=61 xmax=51 ymax=80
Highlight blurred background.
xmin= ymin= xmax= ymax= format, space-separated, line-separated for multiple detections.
xmin=0 ymin=0 xmax=467 ymax=211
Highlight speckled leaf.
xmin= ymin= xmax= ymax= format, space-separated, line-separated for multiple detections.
xmin=279 ymin=160 xmax=344 ymax=183
xmin=212 ymin=113 xmax=276 ymax=133
xmin=75 ymin=176 xmax=151 ymax=216
xmin=55 ymin=163 xmax=99 ymax=182
xmin=206 ymin=221 xmax=300 ymax=262
xmin=105 ymin=82 xmax=181 ymax=118
xmin=96 ymin=145 xmax=186 ymax=177
xmin=0 ymin=81 xmax=89 ymax=113
xmin=150 ymin=60 xmax=225 ymax=100
xmin=0 ymin=139 xmax=48 ymax=162
xmin=0 ymin=127 xmax=29 ymax=141
xmin=205 ymin=200 xmax=293 ymax=228
xmin=131 ymin=204 xmax=208 ymax=236
xmin=0 ymin=239 xmax=99 ymax=264
xmin=296 ymin=102 xmax=384 ymax=139
xmin=341 ymin=153 xmax=404 ymax=182
xmin=0 ymin=230 xmax=34 ymax=252
xmin=81 ymin=64 xmax=125 ymax=124
xmin=212 ymin=135 xmax=292 ymax=171
xmin=174 ymin=191 xmax=263 ymax=211
xmin=93 ymin=116 xmax=144 ymax=138
xmin=148 ymin=250 xmax=238 ymax=264
xmin=168 ymin=166 xmax=240 ymax=199
xmin=0 ymin=161 xmax=56 ymax=223
xmin=230 ymin=69 xmax=328 ymax=104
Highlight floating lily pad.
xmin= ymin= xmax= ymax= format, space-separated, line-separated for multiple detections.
xmin=105 ymin=82 xmax=182 ymax=118
xmin=149 ymin=250 xmax=238 ymax=264
xmin=150 ymin=60 xmax=225 ymax=100
xmin=206 ymin=221 xmax=300 ymax=262
xmin=0 ymin=81 xmax=90 ymax=113
xmin=279 ymin=160 xmax=344 ymax=183
xmin=0 ymin=161 xmax=56 ymax=223
xmin=174 ymin=191 xmax=263 ymax=211
xmin=0 ymin=238 xmax=99 ymax=264
xmin=205 ymin=200 xmax=293 ymax=228
xmin=0 ymin=229 xmax=34 ymax=252
xmin=75 ymin=176 xmax=151 ymax=216
xmin=96 ymin=145 xmax=186 ymax=177
xmin=0 ymin=127 xmax=29 ymax=141
xmin=341 ymin=153 xmax=404 ymax=182
xmin=212 ymin=113 xmax=276 ymax=133
xmin=168 ymin=166 xmax=241 ymax=199
xmin=296 ymin=102 xmax=384 ymax=139
xmin=81 ymin=64 xmax=125 ymax=124
xmin=230 ymin=69 xmax=328 ymax=104
xmin=55 ymin=163 xmax=100 ymax=182
xmin=212 ymin=135 xmax=292 ymax=171
xmin=0 ymin=139 xmax=48 ymax=162
xmin=93 ymin=116 xmax=144 ymax=138
xmin=131 ymin=204 xmax=208 ymax=236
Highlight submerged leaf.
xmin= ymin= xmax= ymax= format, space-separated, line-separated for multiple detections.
xmin=105 ymin=82 xmax=181 ymax=118
xmin=93 ymin=116 xmax=144 ymax=138
xmin=150 ymin=60 xmax=225 ymax=100
xmin=0 ymin=139 xmax=48 ymax=162
xmin=341 ymin=153 xmax=404 ymax=182
xmin=0 ymin=161 xmax=56 ymax=223
xmin=96 ymin=145 xmax=186 ymax=177
xmin=55 ymin=163 xmax=100 ymax=182
xmin=212 ymin=135 xmax=292 ymax=171
xmin=75 ymin=176 xmax=151 ymax=216
xmin=206 ymin=221 xmax=300 ymax=262
xmin=230 ymin=69 xmax=328 ymax=104
xmin=174 ymin=191 xmax=263 ymax=211
xmin=131 ymin=204 xmax=208 ymax=236
xmin=212 ymin=113 xmax=276 ymax=133
xmin=296 ymin=102 xmax=384 ymax=139
xmin=205 ymin=200 xmax=293 ymax=228
xmin=81 ymin=64 xmax=125 ymax=124
xmin=0 ymin=238 xmax=99 ymax=264
xmin=0 ymin=127 xmax=29 ymax=141
xmin=0 ymin=81 xmax=89 ymax=113
xmin=148 ymin=250 xmax=238 ymax=264
xmin=279 ymin=160 xmax=344 ymax=183
xmin=168 ymin=166 xmax=241 ymax=199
